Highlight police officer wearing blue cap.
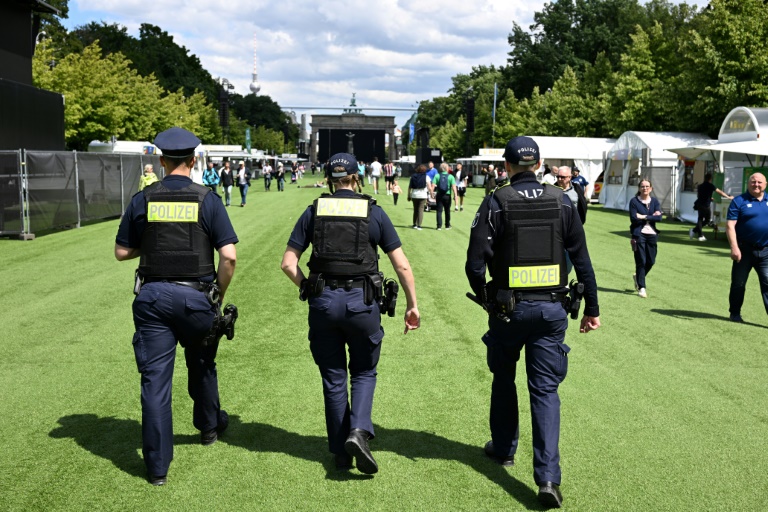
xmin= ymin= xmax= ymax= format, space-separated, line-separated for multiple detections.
xmin=281 ymin=152 xmax=420 ymax=474
xmin=114 ymin=127 xmax=238 ymax=486
xmin=465 ymin=136 xmax=600 ymax=508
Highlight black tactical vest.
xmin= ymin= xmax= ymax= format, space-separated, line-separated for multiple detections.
xmin=308 ymin=193 xmax=379 ymax=276
xmin=490 ymin=183 xmax=568 ymax=291
xmin=138 ymin=181 xmax=215 ymax=279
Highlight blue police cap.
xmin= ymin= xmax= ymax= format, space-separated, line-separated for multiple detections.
xmin=503 ymin=136 xmax=540 ymax=166
xmin=328 ymin=152 xmax=358 ymax=178
xmin=154 ymin=127 xmax=201 ymax=158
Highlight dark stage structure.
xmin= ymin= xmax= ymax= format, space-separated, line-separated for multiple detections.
xmin=310 ymin=112 xmax=397 ymax=164
xmin=0 ymin=0 xmax=65 ymax=151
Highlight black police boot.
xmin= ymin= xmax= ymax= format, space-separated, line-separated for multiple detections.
xmin=334 ymin=452 xmax=353 ymax=470
xmin=201 ymin=409 xmax=229 ymax=446
xmin=484 ymin=440 xmax=515 ymax=466
xmin=148 ymin=474 xmax=167 ymax=486
xmin=538 ymin=481 xmax=563 ymax=508
xmin=344 ymin=428 xmax=378 ymax=474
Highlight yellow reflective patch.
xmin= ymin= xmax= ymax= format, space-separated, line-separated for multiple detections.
xmin=316 ymin=197 xmax=368 ymax=218
xmin=509 ymin=265 xmax=560 ymax=288
xmin=147 ymin=202 xmax=199 ymax=222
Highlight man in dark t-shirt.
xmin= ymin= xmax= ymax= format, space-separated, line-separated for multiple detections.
xmin=691 ymin=174 xmax=733 ymax=241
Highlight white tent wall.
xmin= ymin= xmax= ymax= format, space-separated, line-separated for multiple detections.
xmin=601 ymin=131 xmax=710 ymax=212
xmin=530 ymin=136 xmax=614 ymax=198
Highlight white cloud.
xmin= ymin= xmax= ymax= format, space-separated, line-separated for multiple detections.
xmin=66 ymin=0 xmax=710 ymax=128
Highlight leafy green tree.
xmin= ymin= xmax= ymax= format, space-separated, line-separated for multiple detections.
xmin=38 ymin=0 xmax=71 ymax=59
xmin=674 ymin=0 xmax=768 ymax=135
xmin=601 ymin=25 xmax=667 ymax=135
xmin=231 ymin=94 xmax=290 ymax=132
xmin=67 ymin=22 xmax=220 ymax=105
xmin=33 ymin=42 xmax=222 ymax=149
xmin=431 ymin=116 xmax=467 ymax=162
xmin=252 ymin=125 xmax=286 ymax=154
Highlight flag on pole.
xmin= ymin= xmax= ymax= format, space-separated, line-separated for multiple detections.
xmin=492 ymin=82 xmax=498 ymax=123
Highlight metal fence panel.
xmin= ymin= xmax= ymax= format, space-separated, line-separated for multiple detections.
xmin=0 ymin=151 xmax=22 ymax=235
xmin=25 ymin=151 xmax=78 ymax=232
xmin=76 ymin=153 xmax=124 ymax=222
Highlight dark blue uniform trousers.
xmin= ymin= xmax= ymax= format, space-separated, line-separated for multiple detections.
xmin=483 ymin=300 xmax=570 ymax=485
xmin=132 ymin=282 xmax=222 ymax=477
xmin=307 ymin=287 xmax=384 ymax=454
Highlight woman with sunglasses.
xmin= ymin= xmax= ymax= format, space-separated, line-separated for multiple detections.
xmin=629 ymin=179 xmax=662 ymax=298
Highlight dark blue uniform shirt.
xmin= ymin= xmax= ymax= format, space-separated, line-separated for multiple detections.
xmin=465 ymin=171 xmax=599 ymax=318
xmin=116 ymin=175 xmax=239 ymax=279
xmin=287 ymin=189 xmax=402 ymax=255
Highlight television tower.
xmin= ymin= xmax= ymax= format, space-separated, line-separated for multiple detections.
xmin=249 ymin=33 xmax=261 ymax=95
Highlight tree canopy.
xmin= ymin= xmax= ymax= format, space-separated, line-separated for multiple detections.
xmin=413 ymin=0 xmax=768 ymax=158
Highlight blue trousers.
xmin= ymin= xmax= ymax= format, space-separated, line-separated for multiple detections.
xmin=239 ymin=183 xmax=249 ymax=205
xmin=632 ymin=233 xmax=657 ymax=289
xmin=307 ymin=287 xmax=383 ymax=454
xmin=729 ymin=245 xmax=768 ymax=316
xmin=483 ymin=300 xmax=570 ymax=485
xmin=131 ymin=282 xmax=223 ymax=477
xmin=278 ymin=177 xmax=285 ymax=191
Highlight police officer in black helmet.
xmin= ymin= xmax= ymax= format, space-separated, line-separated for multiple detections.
xmin=114 ymin=127 xmax=238 ymax=486
xmin=281 ymin=152 xmax=420 ymax=474
xmin=465 ymin=136 xmax=600 ymax=508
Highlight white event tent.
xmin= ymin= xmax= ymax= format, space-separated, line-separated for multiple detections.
xmin=666 ymin=107 xmax=768 ymax=224
xmin=601 ymin=132 xmax=710 ymax=214
xmin=460 ymin=136 xmax=615 ymax=197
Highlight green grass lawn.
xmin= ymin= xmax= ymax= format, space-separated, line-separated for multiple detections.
xmin=1 ymin=182 xmax=766 ymax=511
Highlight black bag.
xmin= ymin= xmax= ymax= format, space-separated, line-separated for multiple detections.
xmin=693 ymin=198 xmax=701 ymax=211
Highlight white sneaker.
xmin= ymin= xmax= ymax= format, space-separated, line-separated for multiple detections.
xmin=638 ymin=288 xmax=647 ymax=298
xmin=436 ymin=227 xmax=442 ymax=231
xmin=414 ymin=226 xmax=422 ymax=230
xmin=454 ymin=206 xmax=458 ymax=211
xmin=689 ymin=228 xmax=694 ymax=240
xmin=698 ymin=236 xmax=707 ymax=242
xmin=632 ymin=273 xmax=639 ymax=291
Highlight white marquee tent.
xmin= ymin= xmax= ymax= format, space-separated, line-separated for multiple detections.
xmin=461 ymin=136 xmax=615 ymax=197
xmin=601 ymin=131 xmax=710 ymax=213
xmin=666 ymin=107 xmax=768 ymax=224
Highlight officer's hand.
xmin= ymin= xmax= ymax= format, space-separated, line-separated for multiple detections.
xmin=404 ymin=307 xmax=420 ymax=334
xmin=579 ymin=315 xmax=600 ymax=333
xmin=731 ymin=247 xmax=741 ymax=262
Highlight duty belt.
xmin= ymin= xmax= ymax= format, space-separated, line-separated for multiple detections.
xmin=324 ymin=278 xmax=366 ymax=291
xmin=143 ymin=278 xmax=210 ymax=292
xmin=514 ymin=291 xmax=567 ymax=302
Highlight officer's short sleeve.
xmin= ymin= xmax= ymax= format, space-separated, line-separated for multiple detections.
xmin=374 ymin=207 xmax=402 ymax=254
xmin=287 ymin=206 xmax=314 ymax=252
xmin=115 ymin=192 xmax=146 ymax=248
xmin=202 ymin=193 xmax=238 ymax=248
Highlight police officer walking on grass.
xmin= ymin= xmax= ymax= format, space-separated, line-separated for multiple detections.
xmin=465 ymin=136 xmax=600 ymax=508
xmin=114 ymin=127 xmax=238 ymax=486
xmin=281 ymin=152 xmax=420 ymax=474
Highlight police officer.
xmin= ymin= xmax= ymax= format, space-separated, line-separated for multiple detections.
xmin=114 ymin=127 xmax=238 ymax=486
xmin=281 ymin=152 xmax=420 ymax=474
xmin=465 ymin=137 xmax=600 ymax=508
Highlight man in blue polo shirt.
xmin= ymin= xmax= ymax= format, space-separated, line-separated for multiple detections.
xmin=726 ymin=172 xmax=768 ymax=322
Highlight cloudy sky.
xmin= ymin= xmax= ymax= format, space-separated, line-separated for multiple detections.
xmin=62 ymin=0 xmax=711 ymax=130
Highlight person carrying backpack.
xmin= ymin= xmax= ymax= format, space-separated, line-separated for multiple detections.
xmin=429 ymin=163 xmax=457 ymax=230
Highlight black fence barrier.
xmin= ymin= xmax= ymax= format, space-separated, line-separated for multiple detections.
xmin=0 ymin=151 xmax=165 ymax=238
